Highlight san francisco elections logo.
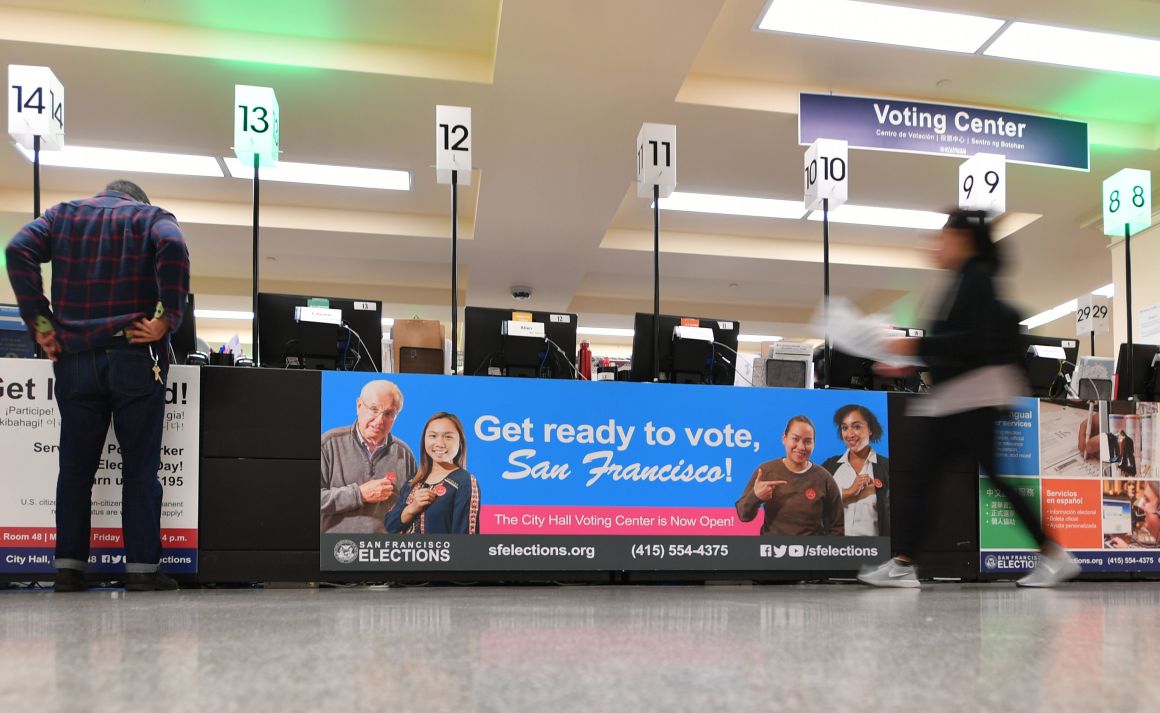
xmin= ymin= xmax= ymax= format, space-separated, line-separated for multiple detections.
xmin=333 ymin=540 xmax=358 ymax=564
xmin=984 ymin=555 xmax=998 ymax=570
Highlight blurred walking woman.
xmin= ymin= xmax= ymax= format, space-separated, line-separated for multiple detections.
xmin=859 ymin=209 xmax=1078 ymax=588
xmin=386 ymin=412 xmax=480 ymax=534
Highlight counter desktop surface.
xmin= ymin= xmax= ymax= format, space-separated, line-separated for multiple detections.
xmin=196 ymin=366 xmax=979 ymax=584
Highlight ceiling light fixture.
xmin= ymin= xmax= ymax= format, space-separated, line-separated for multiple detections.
xmin=223 ymin=158 xmax=411 ymax=190
xmin=757 ymin=0 xmax=1005 ymax=54
xmin=194 ymin=309 xmax=253 ymax=320
xmin=985 ymin=22 xmax=1160 ymax=78
xmin=739 ymin=334 xmax=784 ymax=343
xmin=577 ymin=327 xmax=636 ymax=338
xmin=806 ymin=204 xmax=948 ymax=230
xmin=1020 ymin=285 xmax=1115 ymax=329
xmin=659 ymin=192 xmax=806 ymax=219
xmin=16 ymin=144 xmax=224 ymax=177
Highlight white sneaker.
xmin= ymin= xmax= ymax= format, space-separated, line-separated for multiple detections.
xmin=857 ymin=558 xmax=920 ymax=588
xmin=1016 ymin=550 xmax=1081 ymax=588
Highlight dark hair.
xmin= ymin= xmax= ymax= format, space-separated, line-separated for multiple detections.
xmin=783 ymin=414 xmax=815 ymax=436
xmin=411 ymin=412 xmax=467 ymax=488
xmin=105 ymin=180 xmax=150 ymax=204
xmin=944 ymin=208 xmax=1000 ymax=273
xmin=833 ymin=404 xmax=883 ymax=443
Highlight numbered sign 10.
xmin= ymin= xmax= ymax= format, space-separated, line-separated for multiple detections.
xmin=436 ymin=105 xmax=472 ymax=186
xmin=234 ymin=85 xmax=280 ymax=169
xmin=1102 ymin=168 xmax=1151 ymax=237
xmin=8 ymin=65 xmax=64 ymax=151
xmin=958 ymin=153 xmax=1005 ymax=214
xmin=1075 ymin=294 xmax=1110 ymax=337
xmin=636 ymin=122 xmax=676 ymax=198
xmin=803 ymin=138 xmax=847 ymax=212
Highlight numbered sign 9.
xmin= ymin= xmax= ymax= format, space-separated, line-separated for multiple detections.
xmin=1075 ymin=294 xmax=1110 ymax=337
xmin=233 ymin=85 xmax=280 ymax=168
xmin=958 ymin=153 xmax=1005 ymax=214
xmin=803 ymin=138 xmax=847 ymax=212
xmin=436 ymin=105 xmax=472 ymax=185
xmin=8 ymin=65 xmax=64 ymax=151
xmin=1102 ymin=168 xmax=1151 ymax=237
xmin=636 ymin=123 xmax=676 ymax=199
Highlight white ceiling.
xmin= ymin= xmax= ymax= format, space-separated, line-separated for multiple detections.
xmin=1 ymin=0 xmax=1158 ymax=345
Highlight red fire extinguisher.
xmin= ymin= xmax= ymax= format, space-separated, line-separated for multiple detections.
xmin=578 ymin=341 xmax=592 ymax=380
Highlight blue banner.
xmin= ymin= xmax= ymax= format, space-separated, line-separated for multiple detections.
xmin=799 ymin=93 xmax=1089 ymax=171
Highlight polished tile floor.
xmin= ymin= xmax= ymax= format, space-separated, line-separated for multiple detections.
xmin=0 ymin=582 xmax=1154 ymax=712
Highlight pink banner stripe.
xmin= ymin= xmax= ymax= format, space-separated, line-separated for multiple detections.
xmin=480 ymin=506 xmax=762 ymax=536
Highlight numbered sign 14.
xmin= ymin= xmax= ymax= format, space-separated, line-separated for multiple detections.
xmin=958 ymin=153 xmax=1005 ymax=214
xmin=1075 ymin=294 xmax=1110 ymax=337
xmin=803 ymin=138 xmax=847 ymax=212
xmin=234 ymin=85 xmax=279 ymax=168
xmin=8 ymin=64 xmax=64 ymax=151
xmin=436 ymin=105 xmax=472 ymax=186
xmin=636 ymin=123 xmax=676 ymax=198
xmin=1102 ymin=168 xmax=1152 ymax=237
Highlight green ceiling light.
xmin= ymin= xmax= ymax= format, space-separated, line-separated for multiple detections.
xmin=986 ymin=22 xmax=1160 ymax=78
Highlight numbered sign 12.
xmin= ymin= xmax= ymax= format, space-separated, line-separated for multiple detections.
xmin=958 ymin=153 xmax=1005 ymax=215
xmin=436 ymin=105 xmax=472 ymax=186
xmin=636 ymin=123 xmax=676 ymax=199
xmin=1102 ymin=168 xmax=1151 ymax=237
xmin=8 ymin=65 xmax=64 ymax=151
xmin=234 ymin=85 xmax=280 ymax=168
xmin=1075 ymin=294 xmax=1110 ymax=337
xmin=803 ymin=138 xmax=847 ymax=212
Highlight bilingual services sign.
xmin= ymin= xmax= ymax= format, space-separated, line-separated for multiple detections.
xmin=320 ymin=373 xmax=890 ymax=572
xmin=799 ymin=93 xmax=1089 ymax=171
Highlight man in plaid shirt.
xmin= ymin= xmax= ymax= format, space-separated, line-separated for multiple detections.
xmin=6 ymin=180 xmax=190 ymax=592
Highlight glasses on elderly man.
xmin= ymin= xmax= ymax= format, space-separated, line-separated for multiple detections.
xmin=360 ymin=403 xmax=398 ymax=421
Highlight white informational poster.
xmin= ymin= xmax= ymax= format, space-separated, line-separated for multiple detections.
xmin=0 ymin=359 xmax=199 ymax=575
xmin=1140 ymin=304 xmax=1160 ymax=347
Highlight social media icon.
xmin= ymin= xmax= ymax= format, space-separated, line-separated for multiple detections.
xmin=788 ymin=545 xmax=805 ymax=558
xmin=760 ymin=545 xmax=772 ymax=557
xmin=772 ymin=545 xmax=787 ymax=558
xmin=100 ymin=555 xmax=111 ymax=564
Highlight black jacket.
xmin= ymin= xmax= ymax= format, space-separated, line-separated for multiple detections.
xmin=919 ymin=257 xmax=1020 ymax=384
xmin=821 ymin=452 xmax=890 ymax=536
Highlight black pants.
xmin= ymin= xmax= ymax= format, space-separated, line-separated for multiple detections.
xmin=894 ymin=407 xmax=1047 ymax=561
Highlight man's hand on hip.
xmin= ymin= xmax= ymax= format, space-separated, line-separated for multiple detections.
xmin=126 ymin=317 xmax=169 ymax=344
xmin=35 ymin=330 xmax=62 ymax=362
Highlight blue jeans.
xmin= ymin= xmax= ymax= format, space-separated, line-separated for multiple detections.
xmin=53 ymin=346 xmax=168 ymax=573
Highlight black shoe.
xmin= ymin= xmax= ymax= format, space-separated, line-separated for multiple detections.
xmin=54 ymin=568 xmax=89 ymax=592
xmin=124 ymin=572 xmax=179 ymax=591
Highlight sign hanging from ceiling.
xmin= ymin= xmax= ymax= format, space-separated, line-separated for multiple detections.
xmin=799 ymin=93 xmax=1088 ymax=171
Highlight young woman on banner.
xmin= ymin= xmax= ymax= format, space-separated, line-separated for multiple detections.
xmin=859 ymin=209 xmax=1079 ymax=589
xmin=821 ymin=404 xmax=890 ymax=537
xmin=386 ymin=412 xmax=480 ymax=535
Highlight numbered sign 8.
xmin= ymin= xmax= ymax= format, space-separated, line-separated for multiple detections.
xmin=803 ymin=138 xmax=847 ymax=212
xmin=636 ymin=123 xmax=676 ymax=198
xmin=1075 ymin=294 xmax=1110 ymax=337
xmin=8 ymin=65 xmax=64 ymax=151
xmin=233 ymin=85 xmax=280 ymax=169
xmin=436 ymin=105 xmax=472 ymax=186
xmin=1102 ymin=168 xmax=1152 ymax=237
xmin=958 ymin=153 xmax=1005 ymax=214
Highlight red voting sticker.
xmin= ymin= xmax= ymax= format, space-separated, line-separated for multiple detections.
xmin=874 ymin=478 xmax=884 ymax=489
xmin=434 ymin=484 xmax=447 ymax=497
xmin=805 ymin=488 xmax=817 ymax=501
xmin=386 ymin=472 xmax=397 ymax=483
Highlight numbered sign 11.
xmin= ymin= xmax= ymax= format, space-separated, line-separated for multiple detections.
xmin=958 ymin=153 xmax=1005 ymax=214
xmin=1102 ymin=168 xmax=1151 ymax=237
xmin=1075 ymin=294 xmax=1110 ymax=337
xmin=8 ymin=65 xmax=64 ymax=151
xmin=436 ymin=105 xmax=472 ymax=185
xmin=234 ymin=85 xmax=280 ymax=169
xmin=636 ymin=123 xmax=676 ymax=199
xmin=803 ymin=138 xmax=847 ymax=212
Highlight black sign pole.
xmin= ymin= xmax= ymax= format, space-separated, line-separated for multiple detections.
xmin=653 ymin=183 xmax=661 ymax=383
xmin=252 ymin=154 xmax=261 ymax=366
xmin=451 ymin=169 xmax=459 ymax=375
xmin=1125 ymin=223 xmax=1134 ymax=399
xmin=823 ymin=197 xmax=831 ymax=388
xmin=32 ymin=135 xmax=41 ymax=218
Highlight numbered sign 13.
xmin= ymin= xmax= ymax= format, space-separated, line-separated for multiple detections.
xmin=1102 ymin=168 xmax=1151 ymax=237
xmin=234 ymin=85 xmax=280 ymax=168
xmin=804 ymin=138 xmax=847 ymax=212
xmin=1075 ymin=294 xmax=1110 ymax=337
xmin=636 ymin=123 xmax=676 ymax=198
xmin=958 ymin=153 xmax=1005 ymax=214
xmin=436 ymin=105 xmax=472 ymax=186
xmin=8 ymin=64 xmax=64 ymax=151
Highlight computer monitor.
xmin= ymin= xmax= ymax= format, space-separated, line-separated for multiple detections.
xmin=629 ymin=313 xmax=740 ymax=385
xmin=1017 ymin=334 xmax=1079 ymax=398
xmin=463 ymin=306 xmax=578 ymax=379
xmin=171 ymin=293 xmax=198 ymax=364
xmin=1114 ymin=343 xmax=1160 ymax=400
xmin=256 ymin=293 xmax=382 ymax=371
xmin=0 ymin=305 xmax=35 ymax=358
xmin=826 ymin=347 xmax=874 ymax=390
